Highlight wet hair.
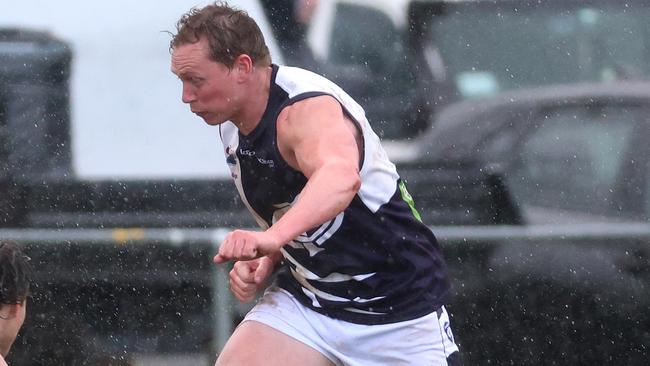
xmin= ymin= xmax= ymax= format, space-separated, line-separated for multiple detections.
xmin=170 ymin=1 xmax=272 ymax=68
xmin=0 ymin=242 xmax=31 ymax=305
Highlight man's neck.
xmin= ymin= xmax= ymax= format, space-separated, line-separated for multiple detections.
xmin=233 ymin=65 xmax=273 ymax=135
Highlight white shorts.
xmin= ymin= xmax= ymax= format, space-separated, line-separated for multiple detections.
xmin=242 ymin=286 xmax=461 ymax=366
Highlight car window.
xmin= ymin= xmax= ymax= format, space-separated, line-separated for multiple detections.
xmin=322 ymin=3 xmax=418 ymax=139
xmin=501 ymin=104 xmax=639 ymax=221
xmin=329 ymin=4 xmax=400 ymax=72
xmin=429 ymin=2 xmax=650 ymax=100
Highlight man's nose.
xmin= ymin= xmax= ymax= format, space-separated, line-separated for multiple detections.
xmin=182 ymin=84 xmax=196 ymax=104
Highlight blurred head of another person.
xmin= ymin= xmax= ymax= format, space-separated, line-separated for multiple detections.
xmin=0 ymin=242 xmax=31 ymax=357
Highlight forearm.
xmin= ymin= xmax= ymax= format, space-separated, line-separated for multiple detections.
xmin=267 ymin=162 xmax=360 ymax=244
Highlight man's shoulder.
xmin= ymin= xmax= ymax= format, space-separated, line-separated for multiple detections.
xmin=274 ymin=65 xmax=333 ymax=95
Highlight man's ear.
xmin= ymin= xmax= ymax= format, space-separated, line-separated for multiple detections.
xmin=233 ymin=54 xmax=254 ymax=82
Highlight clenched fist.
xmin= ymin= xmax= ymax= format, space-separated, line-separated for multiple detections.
xmin=214 ymin=229 xmax=283 ymax=264
xmin=227 ymin=257 xmax=276 ymax=303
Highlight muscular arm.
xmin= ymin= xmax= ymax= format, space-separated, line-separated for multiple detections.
xmin=214 ymin=95 xmax=361 ymax=263
xmin=269 ymin=95 xmax=362 ymax=244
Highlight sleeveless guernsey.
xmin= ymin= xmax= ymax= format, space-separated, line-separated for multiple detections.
xmin=220 ymin=65 xmax=450 ymax=325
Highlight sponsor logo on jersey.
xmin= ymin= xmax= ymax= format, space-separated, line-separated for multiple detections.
xmin=238 ymin=148 xmax=275 ymax=168
xmin=257 ymin=157 xmax=275 ymax=168
xmin=239 ymin=149 xmax=256 ymax=156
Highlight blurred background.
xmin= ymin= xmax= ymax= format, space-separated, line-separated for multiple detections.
xmin=1 ymin=0 xmax=649 ymax=364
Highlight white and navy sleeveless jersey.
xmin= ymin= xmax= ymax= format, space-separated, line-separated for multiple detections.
xmin=219 ymin=65 xmax=450 ymax=325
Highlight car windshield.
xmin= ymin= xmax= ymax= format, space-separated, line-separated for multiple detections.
xmin=426 ymin=1 xmax=650 ymax=100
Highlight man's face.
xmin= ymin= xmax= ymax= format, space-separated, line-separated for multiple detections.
xmin=0 ymin=301 xmax=26 ymax=357
xmin=171 ymin=38 xmax=240 ymax=125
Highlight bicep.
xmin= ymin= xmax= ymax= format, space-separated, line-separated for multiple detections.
xmin=278 ymin=96 xmax=361 ymax=178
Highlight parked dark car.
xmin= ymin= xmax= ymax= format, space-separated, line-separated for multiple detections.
xmin=407 ymin=81 xmax=650 ymax=225
xmin=399 ymin=81 xmax=650 ymax=365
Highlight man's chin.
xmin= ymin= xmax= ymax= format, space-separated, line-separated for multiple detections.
xmin=200 ymin=115 xmax=225 ymax=126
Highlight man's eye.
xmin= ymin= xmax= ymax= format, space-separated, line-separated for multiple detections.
xmin=189 ymin=77 xmax=204 ymax=86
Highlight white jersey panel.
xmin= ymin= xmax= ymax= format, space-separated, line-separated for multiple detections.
xmin=274 ymin=67 xmax=400 ymax=213
xmin=220 ymin=121 xmax=269 ymax=229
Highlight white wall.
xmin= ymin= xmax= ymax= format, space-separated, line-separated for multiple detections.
xmin=0 ymin=0 xmax=281 ymax=180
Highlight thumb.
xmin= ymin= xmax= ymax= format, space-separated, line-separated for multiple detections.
xmin=254 ymin=257 xmax=274 ymax=284
xmin=213 ymin=254 xmax=227 ymax=264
